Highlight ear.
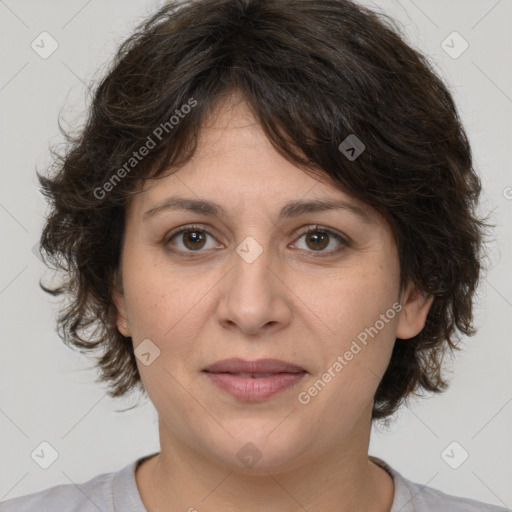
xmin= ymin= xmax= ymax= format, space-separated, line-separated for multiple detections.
xmin=112 ymin=268 xmax=131 ymax=337
xmin=396 ymin=282 xmax=434 ymax=339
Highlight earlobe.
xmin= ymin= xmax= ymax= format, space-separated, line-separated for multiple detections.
xmin=396 ymin=283 xmax=434 ymax=339
xmin=112 ymin=270 xmax=131 ymax=337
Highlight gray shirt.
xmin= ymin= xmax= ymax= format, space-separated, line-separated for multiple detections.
xmin=0 ymin=454 xmax=508 ymax=511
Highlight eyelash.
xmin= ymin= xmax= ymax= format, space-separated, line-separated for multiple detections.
xmin=163 ymin=224 xmax=350 ymax=258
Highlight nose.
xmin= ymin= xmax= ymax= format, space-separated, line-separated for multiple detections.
xmin=215 ymin=242 xmax=292 ymax=337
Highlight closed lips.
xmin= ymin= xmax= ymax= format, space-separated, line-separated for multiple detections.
xmin=217 ymin=372 xmax=301 ymax=378
xmin=203 ymin=358 xmax=306 ymax=374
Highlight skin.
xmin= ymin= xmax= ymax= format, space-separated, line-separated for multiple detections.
xmin=113 ymin=93 xmax=433 ymax=512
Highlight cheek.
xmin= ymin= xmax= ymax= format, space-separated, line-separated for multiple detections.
xmin=121 ymin=246 xmax=192 ymax=338
xmin=121 ymin=254 xmax=216 ymax=381
xmin=122 ymin=266 xmax=199 ymax=403
xmin=300 ymin=259 xmax=400 ymax=401
xmin=309 ymin=262 xmax=399 ymax=343
xmin=125 ymin=275 xmax=171 ymax=339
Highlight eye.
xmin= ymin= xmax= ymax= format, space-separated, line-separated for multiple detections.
xmin=163 ymin=224 xmax=349 ymax=257
xmin=292 ymin=225 xmax=349 ymax=256
xmin=164 ymin=225 xmax=222 ymax=253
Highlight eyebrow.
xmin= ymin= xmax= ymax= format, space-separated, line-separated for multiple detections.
xmin=143 ymin=196 xmax=374 ymax=224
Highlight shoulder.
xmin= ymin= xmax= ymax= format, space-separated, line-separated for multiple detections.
xmin=0 ymin=460 xmax=137 ymax=512
xmin=400 ymin=476 xmax=508 ymax=511
xmin=407 ymin=483 xmax=508 ymax=511
xmin=370 ymin=456 xmax=509 ymax=512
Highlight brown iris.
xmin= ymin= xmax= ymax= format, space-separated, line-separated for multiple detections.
xmin=182 ymin=229 xmax=207 ymax=250
xmin=305 ymin=230 xmax=329 ymax=251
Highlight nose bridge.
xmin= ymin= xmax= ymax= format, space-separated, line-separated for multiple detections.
xmin=216 ymin=232 xmax=290 ymax=334
xmin=231 ymin=233 xmax=276 ymax=302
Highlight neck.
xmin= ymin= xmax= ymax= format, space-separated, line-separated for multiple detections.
xmin=136 ymin=412 xmax=394 ymax=512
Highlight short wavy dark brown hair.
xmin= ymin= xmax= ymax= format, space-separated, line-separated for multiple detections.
xmin=37 ymin=0 xmax=488 ymax=420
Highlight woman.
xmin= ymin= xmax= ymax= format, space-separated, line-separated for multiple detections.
xmin=1 ymin=0 xmax=506 ymax=510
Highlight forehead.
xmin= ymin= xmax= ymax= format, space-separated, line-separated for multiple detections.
xmin=125 ymin=94 xmax=383 ymax=227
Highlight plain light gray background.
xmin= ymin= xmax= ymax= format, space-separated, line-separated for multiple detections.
xmin=1 ymin=0 xmax=511 ymax=508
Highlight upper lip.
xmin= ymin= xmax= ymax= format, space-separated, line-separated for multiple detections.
xmin=203 ymin=358 xmax=306 ymax=374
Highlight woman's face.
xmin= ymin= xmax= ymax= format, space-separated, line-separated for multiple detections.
xmin=113 ymin=96 xmax=431 ymax=472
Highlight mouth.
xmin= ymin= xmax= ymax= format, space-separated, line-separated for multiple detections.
xmin=202 ymin=358 xmax=307 ymax=401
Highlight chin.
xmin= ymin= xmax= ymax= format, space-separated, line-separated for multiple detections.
xmin=199 ymin=422 xmax=313 ymax=474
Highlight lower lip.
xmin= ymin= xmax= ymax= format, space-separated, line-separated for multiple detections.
xmin=204 ymin=372 xmax=306 ymax=401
